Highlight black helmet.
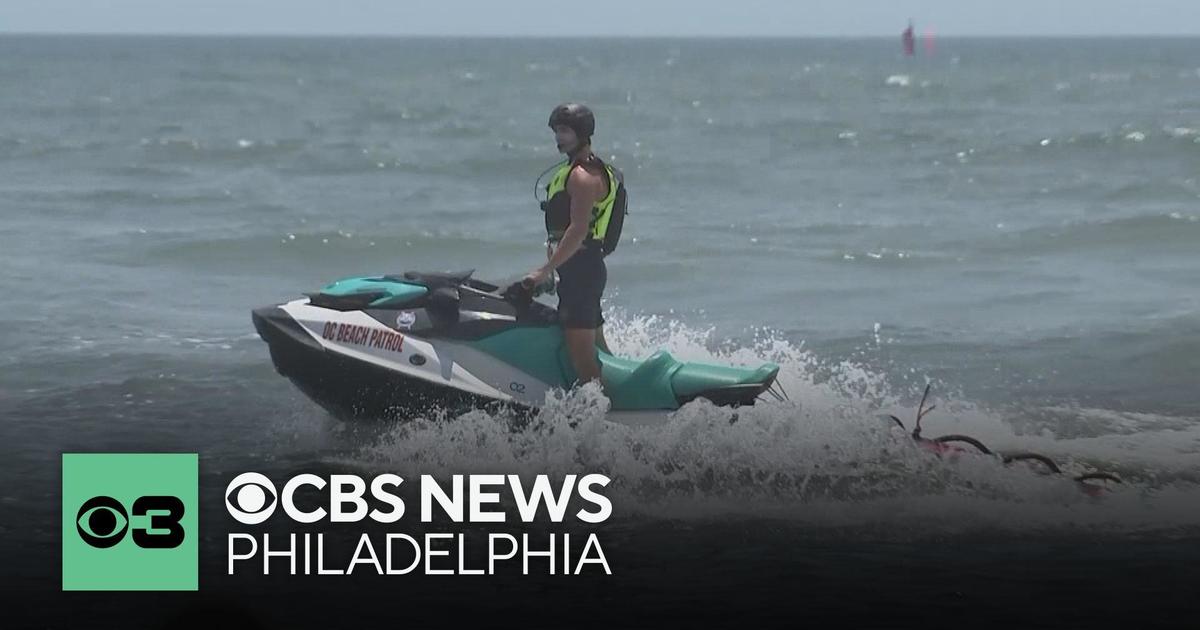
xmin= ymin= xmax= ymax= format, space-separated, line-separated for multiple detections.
xmin=548 ymin=103 xmax=595 ymax=142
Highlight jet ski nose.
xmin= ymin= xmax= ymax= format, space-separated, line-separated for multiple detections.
xmin=252 ymin=305 xmax=323 ymax=354
xmin=251 ymin=305 xmax=283 ymax=340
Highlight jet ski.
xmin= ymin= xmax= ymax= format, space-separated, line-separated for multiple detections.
xmin=252 ymin=270 xmax=784 ymax=423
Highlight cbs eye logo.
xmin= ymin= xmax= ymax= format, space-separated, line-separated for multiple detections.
xmin=225 ymin=472 xmax=278 ymax=524
xmin=75 ymin=495 xmax=186 ymax=549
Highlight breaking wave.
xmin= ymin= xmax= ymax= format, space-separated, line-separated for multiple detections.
xmin=304 ymin=311 xmax=1200 ymax=538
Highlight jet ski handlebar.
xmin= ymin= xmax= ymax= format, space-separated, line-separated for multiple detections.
xmin=499 ymin=277 xmax=553 ymax=308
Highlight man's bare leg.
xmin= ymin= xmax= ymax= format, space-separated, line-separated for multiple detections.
xmin=595 ymin=324 xmax=611 ymax=354
xmin=564 ymin=327 xmax=604 ymax=387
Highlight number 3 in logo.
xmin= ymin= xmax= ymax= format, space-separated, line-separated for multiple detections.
xmin=132 ymin=496 xmax=186 ymax=549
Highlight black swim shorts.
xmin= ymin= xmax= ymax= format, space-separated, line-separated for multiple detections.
xmin=555 ymin=242 xmax=606 ymax=329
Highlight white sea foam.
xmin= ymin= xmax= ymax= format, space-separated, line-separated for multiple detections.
xmin=331 ymin=312 xmax=1200 ymax=536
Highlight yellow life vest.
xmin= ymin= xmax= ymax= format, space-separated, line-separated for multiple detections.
xmin=541 ymin=156 xmax=626 ymax=254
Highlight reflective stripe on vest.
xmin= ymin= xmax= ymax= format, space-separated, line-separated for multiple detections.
xmin=545 ymin=161 xmax=618 ymax=241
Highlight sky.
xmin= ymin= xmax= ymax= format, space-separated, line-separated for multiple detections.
xmin=1 ymin=1 xmax=1198 ymax=37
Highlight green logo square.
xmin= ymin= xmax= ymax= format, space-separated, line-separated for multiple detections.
xmin=62 ymin=453 xmax=198 ymax=591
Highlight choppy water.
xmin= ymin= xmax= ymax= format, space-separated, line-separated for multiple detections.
xmin=1 ymin=37 xmax=1199 ymax=615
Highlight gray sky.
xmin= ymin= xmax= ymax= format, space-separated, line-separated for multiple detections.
xmin=2 ymin=1 xmax=1198 ymax=37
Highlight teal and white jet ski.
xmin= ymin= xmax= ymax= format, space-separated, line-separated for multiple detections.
xmin=252 ymin=270 xmax=783 ymax=423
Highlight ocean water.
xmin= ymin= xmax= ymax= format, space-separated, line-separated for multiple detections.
xmin=1 ymin=35 xmax=1198 ymax=623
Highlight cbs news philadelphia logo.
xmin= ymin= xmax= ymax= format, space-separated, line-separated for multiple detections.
xmin=62 ymin=453 xmax=198 ymax=591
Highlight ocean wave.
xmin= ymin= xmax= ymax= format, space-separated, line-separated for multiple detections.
xmin=857 ymin=314 xmax=1200 ymax=420
xmin=88 ymin=228 xmax=533 ymax=274
xmin=99 ymin=163 xmax=196 ymax=179
xmin=968 ymin=128 xmax=1200 ymax=165
xmin=983 ymin=213 xmax=1200 ymax=254
xmin=706 ymin=117 xmax=875 ymax=148
xmin=177 ymin=68 xmax=252 ymax=83
xmin=317 ymin=315 xmax=1200 ymax=535
xmin=8 ymin=186 xmax=235 ymax=212
xmin=0 ymin=137 xmax=111 ymax=161
xmin=281 ymin=148 xmax=563 ymax=179
xmin=833 ymin=248 xmax=949 ymax=266
xmin=349 ymin=101 xmax=454 ymax=125
xmin=137 ymin=136 xmax=309 ymax=163
xmin=428 ymin=121 xmax=493 ymax=139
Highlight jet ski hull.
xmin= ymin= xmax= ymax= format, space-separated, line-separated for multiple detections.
xmin=253 ymin=305 xmax=511 ymax=420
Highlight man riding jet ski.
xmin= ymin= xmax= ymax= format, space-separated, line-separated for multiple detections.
xmin=253 ymin=104 xmax=781 ymax=421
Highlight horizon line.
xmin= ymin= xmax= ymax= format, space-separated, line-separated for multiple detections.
xmin=2 ymin=31 xmax=1199 ymax=40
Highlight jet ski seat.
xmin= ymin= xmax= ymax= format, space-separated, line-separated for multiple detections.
xmin=386 ymin=270 xmax=475 ymax=291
